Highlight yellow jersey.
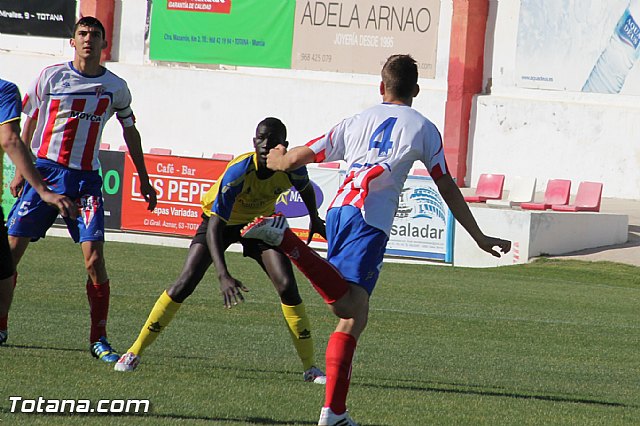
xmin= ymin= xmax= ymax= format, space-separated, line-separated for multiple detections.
xmin=201 ymin=152 xmax=310 ymax=225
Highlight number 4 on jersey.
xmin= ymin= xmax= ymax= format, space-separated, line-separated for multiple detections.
xmin=368 ymin=117 xmax=397 ymax=156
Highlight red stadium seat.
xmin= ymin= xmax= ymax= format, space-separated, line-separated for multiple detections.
xmin=99 ymin=143 xmax=111 ymax=150
xmin=521 ymin=179 xmax=571 ymax=210
xmin=412 ymin=169 xmax=430 ymax=176
xmin=149 ymin=147 xmax=172 ymax=155
xmin=318 ymin=162 xmax=341 ymax=169
xmin=211 ymin=153 xmax=234 ymax=161
xmin=118 ymin=144 xmax=129 ymax=152
xmin=551 ymin=181 xmax=603 ymax=212
xmin=464 ymin=173 xmax=505 ymax=203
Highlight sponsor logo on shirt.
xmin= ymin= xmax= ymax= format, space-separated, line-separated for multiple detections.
xmin=70 ymin=110 xmax=103 ymax=122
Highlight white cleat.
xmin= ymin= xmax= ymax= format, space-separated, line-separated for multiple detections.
xmin=304 ymin=366 xmax=327 ymax=385
xmin=114 ymin=351 xmax=141 ymax=372
xmin=318 ymin=407 xmax=358 ymax=426
xmin=241 ymin=214 xmax=289 ymax=246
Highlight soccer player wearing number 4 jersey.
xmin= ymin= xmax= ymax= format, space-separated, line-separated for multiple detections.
xmin=4 ymin=17 xmax=157 ymax=362
xmin=242 ymin=54 xmax=512 ymax=425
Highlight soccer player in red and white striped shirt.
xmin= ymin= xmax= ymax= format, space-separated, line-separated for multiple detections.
xmin=248 ymin=55 xmax=512 ymax=425
xmin=5 ymin=17 xmax=157 ymax=363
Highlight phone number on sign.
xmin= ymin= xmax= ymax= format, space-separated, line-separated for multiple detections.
xmin=299 ymin=53 xmax=332 ymax=63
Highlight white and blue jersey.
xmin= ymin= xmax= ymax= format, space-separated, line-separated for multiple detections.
xmin=306 ymin=102 xmax=447 ymax=237
xmin=305 ymin=103 xmax=448 ymax=292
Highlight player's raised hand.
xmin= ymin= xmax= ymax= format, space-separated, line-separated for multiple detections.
xmin=477 ymin=236 xmax=511 ymax=258
xmin=219 ymin=274 xmax=249 ymax=309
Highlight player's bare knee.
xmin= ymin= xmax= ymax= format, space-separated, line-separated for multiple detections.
xmin=330 ymin=303 xmax=360 ymax=320
xmin=8 ymin=236 xmax=29 ymax=265
xmin=167 ymin=279 xmax=195 ymax=302
xmin=84 ymin=253 xmax=105 ymax=276
xmin=331 ymin=288 xmax=369 ymax=320
xmin=274 ymin=278 xmax=301 ymax=303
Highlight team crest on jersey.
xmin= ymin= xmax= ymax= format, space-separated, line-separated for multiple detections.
xmin=94 ymin=86 xmax=105 ymax=98
xmin=79 ymin=195 xmax=101 ymax=227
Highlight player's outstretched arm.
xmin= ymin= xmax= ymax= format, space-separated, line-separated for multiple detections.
xmin=435 ymin=174 xmax=511 ymax=257
xmin=267 ymin=145 xmax=315 ymax=172
xmin=122 ymin=125 xmax=157 ymax=211
xmin=1 ymin=120 xmax=76 ymax=218
xmin=206 ymin=214 xmax=249 ymax=308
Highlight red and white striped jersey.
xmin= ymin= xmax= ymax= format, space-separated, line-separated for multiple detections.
xmin=22 ymin=61 xmax=134 ymax=171
xmin=306 ymin=103 xmax=447 ymax=235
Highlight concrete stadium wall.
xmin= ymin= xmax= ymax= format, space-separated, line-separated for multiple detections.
xmin=1 ymin=1 xmax=638 ymax=200
xmin=477 ymin=1 xmax=640 ymax=200
xmin=453 ymin=206 xmax=629 ymax=268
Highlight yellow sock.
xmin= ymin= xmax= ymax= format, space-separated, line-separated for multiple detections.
xmin=128 ymin=291 xmax=181 ymax=356
xmin=281 ymin=302 xmax=315 ymax=370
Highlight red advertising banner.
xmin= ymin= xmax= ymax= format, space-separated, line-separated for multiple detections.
xmin=167 ymin=0 xmax=232 ymax=14
xmin=121 ymin=154 xmax=228 ymax=236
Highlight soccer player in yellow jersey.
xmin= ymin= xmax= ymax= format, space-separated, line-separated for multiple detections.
xmin=114 ymin=117 xmax=327 ymax=383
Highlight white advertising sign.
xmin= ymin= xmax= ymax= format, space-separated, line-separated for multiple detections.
xmin=278 ymin=168 xmax=454 ymax=262
xmin=516 ymin=0 xmax=640 ymax=95
xmin=385 ymin=175 xmax=453 ymax=262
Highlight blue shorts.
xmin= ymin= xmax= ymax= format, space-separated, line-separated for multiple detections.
xmin=326 ymin=205 xmax=389 ymax=295
xmin=7 ymin=159 xmax=104 ymax=243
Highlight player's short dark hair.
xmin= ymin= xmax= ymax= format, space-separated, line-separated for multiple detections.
xmin=74 ymin=16 xmax=106 ymax=40
xmin=258 ymin=117 xmax=287 ymax=140
xmin=381 ymin=54 xmax=418 ymax=98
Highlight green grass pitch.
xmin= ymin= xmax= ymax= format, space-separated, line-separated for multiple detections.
xmin=1 ymin=236 xmax=638 ymax=425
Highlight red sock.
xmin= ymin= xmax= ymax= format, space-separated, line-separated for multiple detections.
xmin=0 ymin=272 xmax=17 ymax=330
xmin=280 ymin=229 xmax=349 ymax=304
xmin=324 ymin=332 xmax=357 ymax=414
xmin=86 ymin=279 xmax=110 ymax=343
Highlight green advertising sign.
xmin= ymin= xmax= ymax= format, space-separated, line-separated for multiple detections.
xmin=149 ymin=0 xmax=295 ymax=69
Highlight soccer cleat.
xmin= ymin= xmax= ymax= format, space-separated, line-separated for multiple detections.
xmin=240 ymin=214 xmax=289 ymax=246
xmin=114 ymin=351 xmax=140 ymax=372
xmin=90 ymin=337 xmax=120 ymax=363
xmin=318 ymin=407 xmax=358 ymax=426
xmin=304 ymin=366 xmax=327 ymax=385
xmin=0 ymin=330 xmax=7 ymax=345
